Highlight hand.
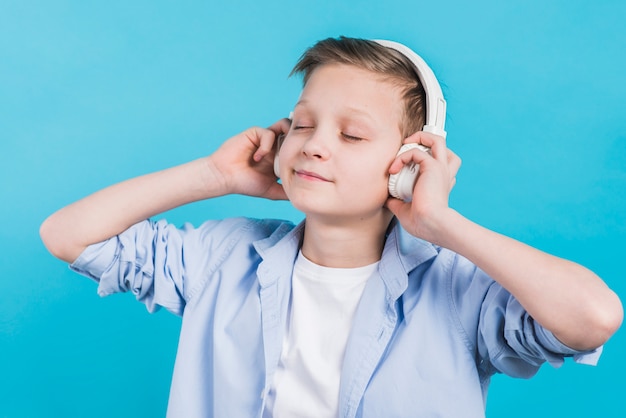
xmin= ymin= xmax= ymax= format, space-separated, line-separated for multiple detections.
xmin=207 ymin=118 xmax=291 ymax=200
xmin=385 ymin=131 xmax=461 ymax=244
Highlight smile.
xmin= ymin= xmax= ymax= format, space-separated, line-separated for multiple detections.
xmin=295 ymin=169 xmax=331 ymax=182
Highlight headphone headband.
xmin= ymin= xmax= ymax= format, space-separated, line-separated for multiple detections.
xmin=374 ymin=40 xmax=447 ymax=138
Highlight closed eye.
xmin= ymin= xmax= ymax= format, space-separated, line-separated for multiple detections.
xmin=342 ymin=133 xmax=364 ymax=142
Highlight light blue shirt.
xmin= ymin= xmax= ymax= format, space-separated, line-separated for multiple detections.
xmin=70 ymin=217 xmax=601 ymax=418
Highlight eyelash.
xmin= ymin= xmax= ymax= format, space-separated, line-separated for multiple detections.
xmin=341 ymin=133 xmax=364 ymax=142
xmin=293 ymin=126 xmax=364 ymax=142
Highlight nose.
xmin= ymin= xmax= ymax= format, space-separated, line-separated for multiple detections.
xmin=301 ymin=127 xmax=331 ymax=160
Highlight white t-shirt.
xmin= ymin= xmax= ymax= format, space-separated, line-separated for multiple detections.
xmin=263 ymin=251 xmax=379 ymax=418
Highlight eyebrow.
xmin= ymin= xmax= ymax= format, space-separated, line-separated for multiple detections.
xmin=294 ymin=100 xmax=377 ymax=124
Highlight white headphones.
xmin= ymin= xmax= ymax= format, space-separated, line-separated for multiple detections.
xmin=377 ymin=40 xmax=447 ymax=202
xmin=274 ymin=39 xmax=446 ymax=202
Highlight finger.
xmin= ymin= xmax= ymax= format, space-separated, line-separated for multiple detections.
xmin=268 ymin=118 xmax=292 ymax=136
xmin=447 ymin=149 xmax=461 ymax=176
xmin=427 ymin=135 xmax=447 ymax=163
xmin=402 ymin=130 xmax=425 ymax=145
xmin=252 ymin=128 xmax=279 ymax=162
xmin=403 ymin=131 xmax=448 ymax=162
xmin=445 ymin=150 xmax=461 ymax=191
xmin=402 ymin=130 xmax=442 ymax=147
xmin=255 ymin=118 xmax=292 ymax=162
xmin=388 ymin=145 xmax=430 ymax=174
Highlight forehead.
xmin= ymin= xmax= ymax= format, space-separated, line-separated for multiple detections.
xmin=297 ymin=64 xmax=404 ymax=130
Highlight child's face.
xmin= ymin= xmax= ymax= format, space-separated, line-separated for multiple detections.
xmin=279 ymin=64 xmax=404 ymax=223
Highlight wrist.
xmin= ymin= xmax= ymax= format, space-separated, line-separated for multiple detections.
xmin=420 ymin=208 xmax=466 ymax=249
xmin=199 ymin=156 xmax=230 ymax=198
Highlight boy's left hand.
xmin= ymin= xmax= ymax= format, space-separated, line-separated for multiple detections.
xmin=385 ymin=131 xmax=461 ymax=244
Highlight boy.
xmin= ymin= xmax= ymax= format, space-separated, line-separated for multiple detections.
xmin=40 ymin=37 xmax=622 ymax=417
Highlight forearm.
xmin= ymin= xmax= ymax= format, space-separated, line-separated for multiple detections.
xmin=437 ymin=209 xmax=623 ymax=350
xmin=40 ymin=157 xmax=221 ymax=263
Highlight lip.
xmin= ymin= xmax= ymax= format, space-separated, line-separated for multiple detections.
xmin=295 ymin=169 xmax=331 ymax=182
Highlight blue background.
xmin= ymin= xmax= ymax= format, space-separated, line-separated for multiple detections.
xmin=1 ymin=0 xmax=624 ymax=416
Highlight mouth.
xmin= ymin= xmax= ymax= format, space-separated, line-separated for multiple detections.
xmin=295 ymin=169 xmax=331 ymax=182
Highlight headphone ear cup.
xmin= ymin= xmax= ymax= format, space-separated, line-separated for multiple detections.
xmin=388 ymin=164 xmax=418 ymax=202
xmin=274 ymin=133 xmax=285 ymax=178
xmin=274 ymin=134 xmax=285 ymax=178
xmin=274 ymin=154 xmax=280 ymax=178
xmin=274 ymin=114 xmax=293 ymax=180
xmin=388 ymin=143 xmax=430 ymax=202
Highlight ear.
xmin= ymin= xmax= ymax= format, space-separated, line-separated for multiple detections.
xmin=274 ymin=113 xmax=293 ymax=179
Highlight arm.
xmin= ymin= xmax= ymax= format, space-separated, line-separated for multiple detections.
xmin=40 ymin=119 xmax=290 ymax=263
xmin=386 ymin=132 xmax=623 ymax=351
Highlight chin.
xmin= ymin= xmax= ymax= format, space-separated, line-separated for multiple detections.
xmin=286 ymin=184 xmax=389 ymax=217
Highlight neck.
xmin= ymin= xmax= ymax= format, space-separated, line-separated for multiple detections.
xmin=301 ymin=213 xmax=394 ymax=268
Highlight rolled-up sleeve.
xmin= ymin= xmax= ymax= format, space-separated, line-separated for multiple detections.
xmin=450 ymin=254 xmax=602 ymax=379
xmin=479 ymin=283 xmax=602 ymax=378
xmin=70 ymin=219 xmax=188 ymax=315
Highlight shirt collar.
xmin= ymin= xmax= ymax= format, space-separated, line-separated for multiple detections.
xmin=253 ymin=218 xmax=438 ymax=297
xmin=253 ymin=220 xmax=304 ymax=288
xmin=379 ymin=218 xmax=439 ymax=301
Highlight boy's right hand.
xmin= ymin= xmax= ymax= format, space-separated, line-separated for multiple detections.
xmin=206 ymin=118 xmax=290 ymax=201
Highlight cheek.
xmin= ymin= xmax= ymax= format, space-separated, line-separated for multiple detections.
xmin=277 ymin=138 xmax=299 ymax=171
xmin=345 ymin=158 xmax=393 ymax=200
xmin=370 ymin=153 xmax=398 ymax=199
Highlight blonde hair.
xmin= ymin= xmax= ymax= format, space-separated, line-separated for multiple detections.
xmin=291 ymin=36 xmax=426 ymax=138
